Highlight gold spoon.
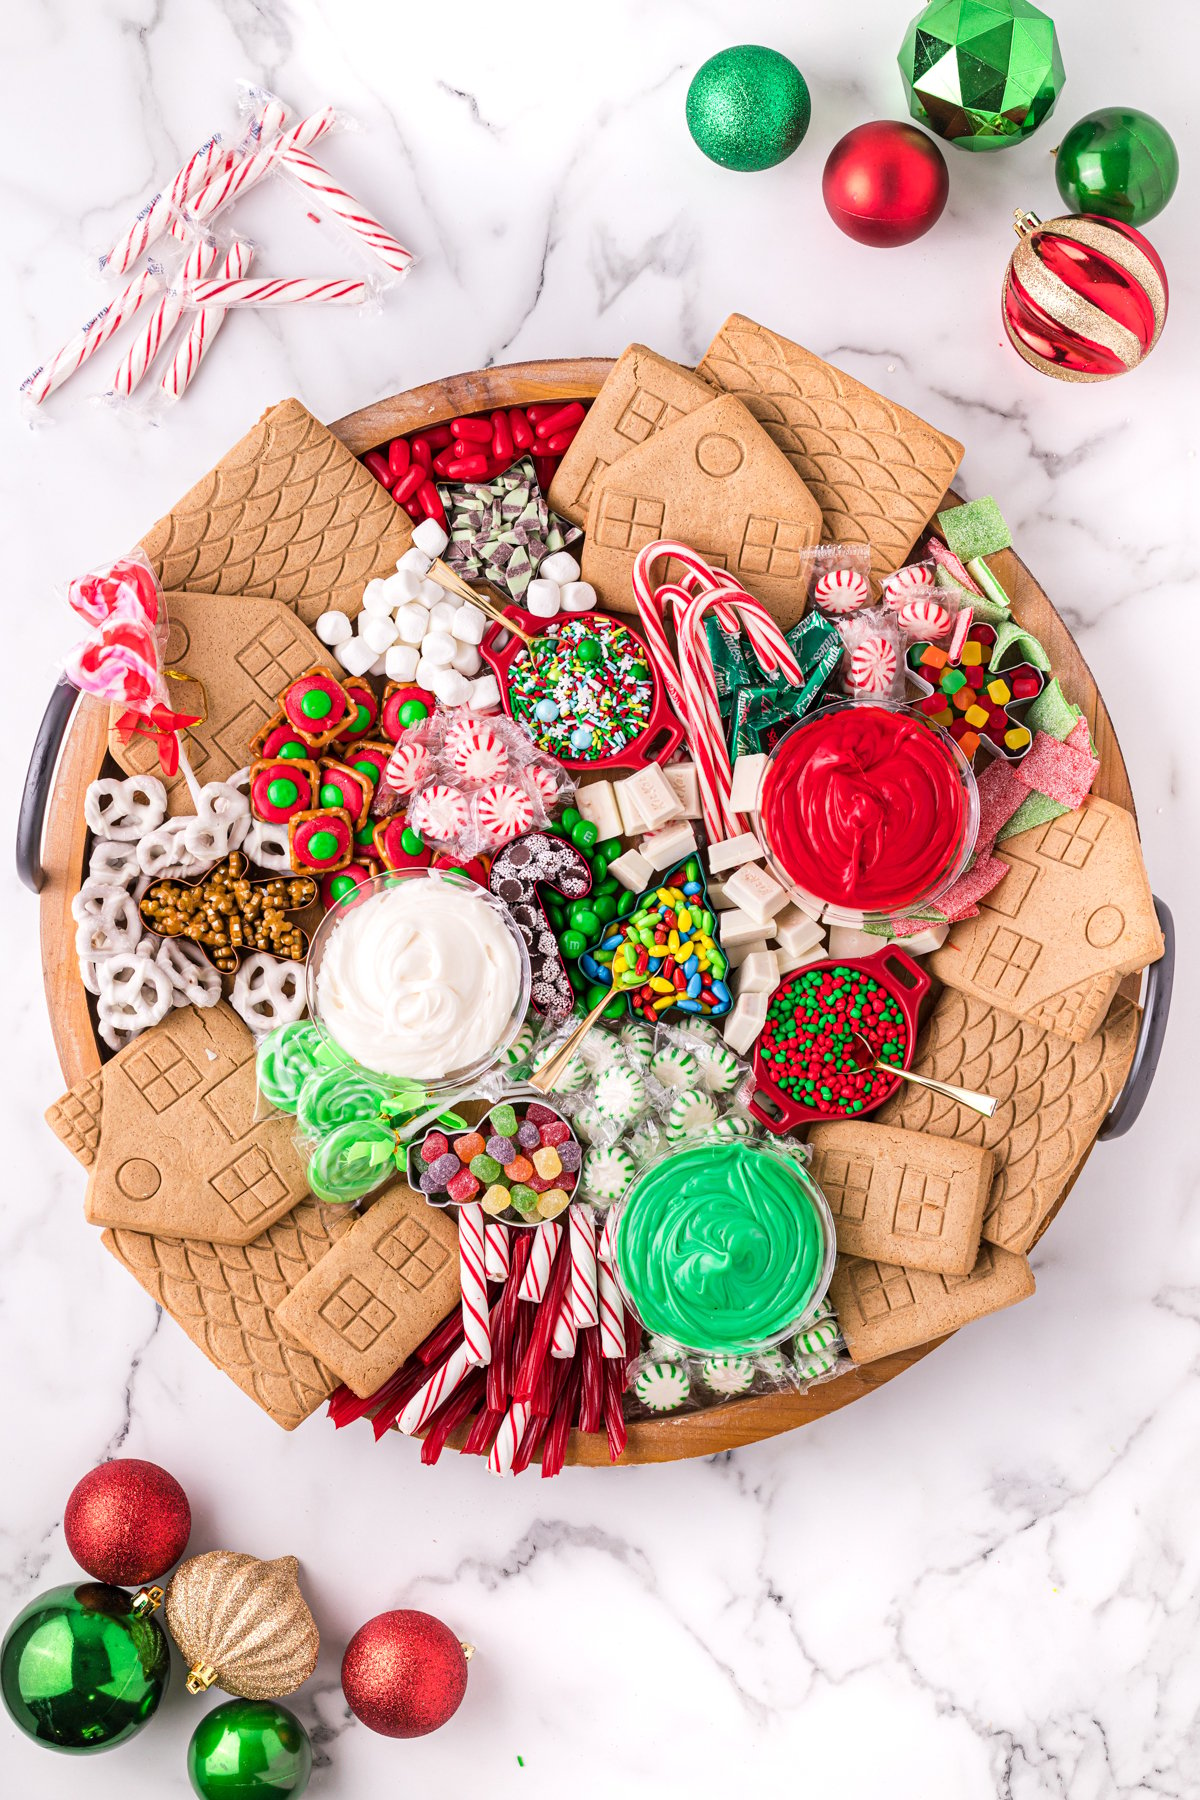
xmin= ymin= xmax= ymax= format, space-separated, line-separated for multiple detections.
xmin=527 ymin=981 xmax=626 ymax=1095
xmin=845 ymin=1030 xmax=999 ymax=1119
xmin=426 ymin=558 xmax=539 ymax=650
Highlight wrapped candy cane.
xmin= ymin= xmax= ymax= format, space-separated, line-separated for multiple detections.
xmin=159 ymin=238 xmax=254 ymax=401
xmin=21 ymin=268 xmax=163 ymax=407
xmin=98 ymin=131 xmax=229 ymax=275
xmin=569 ymin=1208 xmax=599 ymax=1329
xmin=457 ymin=1203 xmax=490 ymax=1367
xmin=598 ymin=1262 xmax=625 ymax=1358
xmin=397 ymin=1341 xmax=471 ymax=1435
xmin=279 ymin=145 xmax=413 ymax=277
xmin=488 ymin=1399 xmax=531 ymax=1476
xmin=517 ymin=1220 xmax=561 ymax=1302
xmin=110 ymin=234 xmax=219 ymax=397
xmin=483 ymin=1220 xmax=510 ymax=1282
xmin=186 ymin=107 xmax=337 ymax=220
xmin=184 ymin=276 xmax=367 ymax=306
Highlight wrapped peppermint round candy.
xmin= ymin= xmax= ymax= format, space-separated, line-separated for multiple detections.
xmin=474 ymin=781 xmax=536 ymax=848
xmin=896 ymin=596 xmax=953 ymax=639
xmin=408 ymin=783 xmax=471 ymax=844
xmin=633 ymin=1361 xmax=691 ymax=1412
xmin=881 ymin=562 xmax=935 ymax=604
xmin=384 ymin=739 xmax=434 ymax=795
xmin=813 ymin=566 xmax=870 ymax=615
xmin=443 ymin=716 xmax=510 ymax=785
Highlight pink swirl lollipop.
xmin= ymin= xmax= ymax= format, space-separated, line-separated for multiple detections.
xmin=897 ymin=596 xmax=953 ymax=639
xmin=813 ymin=568 xmax=870 ymax=615
xmin=443 ymin=716 xmax=509 ymax=784
xmin=409 ymin=783 xmax=470 ymax=842
xmin=847 ymin=634 xmax=898 ymax=693
xmin=384 ymin=739 xmax=434 ymax=794
xmin=475 ymin=781 xmax=535 ymax=847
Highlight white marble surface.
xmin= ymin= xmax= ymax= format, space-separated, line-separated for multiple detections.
xmin=2 ymin=3 xmax=1196 ymax=1795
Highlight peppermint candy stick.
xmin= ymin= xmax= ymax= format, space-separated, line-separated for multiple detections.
xmin=187 ymin=107 xmax=337 ymax=220
xmin=598 ymin=1261 xmax=625 ymax=1358
xmin=98 ymin=131 xmax=229 ymax=275
xmin=160 ymin=238 xmax=254 ymax=401
xmin=184 ymin=276 xmax=367 ymax=306
xmin=550 ymin=1282 xmax=578 ymax=1360
xmin=517 ymin=1220 xmax=562 ymax=1302
xmin=110 ymin=234 xmax=219 ymax=397
xmin=488 ymin=1398 xmax=531 ymax=1476
xmin=22 ymin=268 xmax=164 ymax=407
xmin=281 ymin=145 xmax=414 ymax=277
xmin=569 ymin=1207 xmax=599 ymax=1329
xmin=458 ymin=1202 xmax=491 ymax=1367
xmin=597 ymin=1209 xmax=616 ymax=1263
xmin=483 ymin=1220 xmax=510 ymax=1282
xmin=397 ymin=1340 xmax=471 ymax=1435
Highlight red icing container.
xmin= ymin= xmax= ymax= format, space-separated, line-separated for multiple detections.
xmin=759 ymin=699 xmax=977 ymax=918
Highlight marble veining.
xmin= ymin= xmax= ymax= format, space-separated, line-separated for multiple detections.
xmin=1 ymin=2 xmax=1197 ymax=1796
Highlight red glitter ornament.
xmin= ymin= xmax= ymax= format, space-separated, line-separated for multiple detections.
xmin=341 ymin=1609 xmax=472 ymax=1738
xmin=63 ymin=1458 xmax=191 ymax=1585
xmin=822 ymin=121 xmax=948 ymax=248
xmin=1002 ymin=210 xmax=1168 ymax=382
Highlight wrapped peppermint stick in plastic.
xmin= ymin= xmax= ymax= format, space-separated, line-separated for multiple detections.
xmin=159 ymin=238 xmax=254 ymax=402
xmin=21 ymin=267 xmax=164 ymax=409
xmin=185 ymin=106 xmax=338 ymax=220
xmin=280 ymin=144 xmax=414 ymax=280
xmin=97 ymin=129 xmax=230 ymax=274
xmin=109 ymin=233 xmax=220 ymax=397
xmin=183 ymin=275 xmax=369 ymax=306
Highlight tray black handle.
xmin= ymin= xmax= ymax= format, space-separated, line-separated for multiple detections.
xmin=16 ymin=677 xmax=78 ymax=894
xmin=1099 ymin=895 xmax=1174 ymax=1142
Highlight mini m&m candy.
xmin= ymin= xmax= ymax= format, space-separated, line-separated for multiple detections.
xmin=758 ymin=963 xmax=908 ymax=1118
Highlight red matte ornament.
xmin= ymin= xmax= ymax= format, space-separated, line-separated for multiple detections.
xmin=341 ymin=1609 xmax=471 ymax=1738
xmin=822 ymin=120 xmax=948 ymax=248
xmin=63 ymin=1458 xmax=191 ymax=1586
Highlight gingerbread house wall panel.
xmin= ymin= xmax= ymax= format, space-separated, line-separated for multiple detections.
xmin=548 ymin=345 xmax=712 ymax=525
xmin=807 ymin=1122 xmax=993 ymax=1275
xmin=830 ymin=1243 xmax=1035 ymax=1364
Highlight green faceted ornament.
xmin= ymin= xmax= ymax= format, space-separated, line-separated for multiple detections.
xmin=898 ymin=0 xmax=1065 ymax=151
xmin=686 ymin=45 xmax=811 ymax=172
xmin=187 ymin=1698 xmax=312 ymax=1799
xmin=1 ymin=1582 xmax=170 ymax=1754
xmin=1055 ymin=108 xmax=1179 ymax=226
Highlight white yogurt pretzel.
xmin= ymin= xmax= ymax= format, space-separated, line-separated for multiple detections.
xmin=72 ymin=877 xmax=130 ymax=925
xmin=96 ymin=951 xmax=173 ymax=1039
xmin=75 ymin=887 xmax=141 ymax=958
xmin=84 ymin=776 xmax=167 ymax=841
xmin=136 ymin=817 xmax=209 ymax=880
xmin=155 ymin=938 xmax=222 ymax=1009
xmin=231 ymin=954 xmax=306 ymax=1034
xmin=88 ymin=838 xmax=141 ymax=886
xmin=243 ymin=817 xmax=294 ymax=873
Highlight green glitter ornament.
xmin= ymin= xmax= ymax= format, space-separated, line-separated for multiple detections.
xmin=686 ymin=45 xmax=811 ymax=172
xmin=1055 ymin=108 xmax=1179 ymax=227
xmin=898 ymin=0 xmax=1065 ymax=151
xmin=1 ymin=1582 xmax=169 ymax=1754
xmin=187 ymin=1698 xmax=312 ymax=1799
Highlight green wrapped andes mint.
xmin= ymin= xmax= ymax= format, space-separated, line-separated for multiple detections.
xmin=309 ymin=1118 xmax=400 ymax=1205
xmin=256 ymin=1021 xmax=339 ymax=1113
xmin=708 ymin=610 xmax=841 ymax=756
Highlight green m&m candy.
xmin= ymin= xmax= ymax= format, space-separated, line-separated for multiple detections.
xmin=306 ymin=830 xmax=339 ymax=863
xmin=267 ymin=778 xmax=299 ymax=810
xmin=300 ymin=689 xmax=332 ymax=721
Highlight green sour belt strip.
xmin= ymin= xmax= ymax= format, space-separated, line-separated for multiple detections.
xmin=615 ymin=1141 xmax=828 ymax=1353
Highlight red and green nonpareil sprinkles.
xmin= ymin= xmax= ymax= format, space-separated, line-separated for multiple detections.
xmin=507 ymin=615 xmax=654 ymax=760
xmin=760 ymin=965 xmax=907 ymax=1116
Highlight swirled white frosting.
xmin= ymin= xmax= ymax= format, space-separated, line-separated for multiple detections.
xmin=315 ymin=878 xmax=522 ymax=1080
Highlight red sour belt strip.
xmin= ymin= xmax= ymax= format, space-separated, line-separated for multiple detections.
xmin=761 ymin=705 xmax=966 ymax=913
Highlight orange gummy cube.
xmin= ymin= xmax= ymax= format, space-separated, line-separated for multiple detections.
xmin=922 ymin=646 xmax=949 ymax=670
xmin=952 ymin=687 xmax=973 ymax=711
xmin=454 ymin=1132 xmax=485 ymax=1163
xmin=504 ymin=1155 xmax=534 ymax=1183
xmin=958 ymin=730 xmax=981 ymax=758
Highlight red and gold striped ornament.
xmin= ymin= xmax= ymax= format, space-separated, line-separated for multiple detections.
xmin=1002 ymin=209 xmax=1167 ymax=382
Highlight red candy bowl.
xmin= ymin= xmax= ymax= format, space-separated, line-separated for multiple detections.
xmin=748 ymin=947 xmax=930 ymax=1133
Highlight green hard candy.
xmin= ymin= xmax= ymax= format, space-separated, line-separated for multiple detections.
xmin=1 ymin=1582 xmax=170 ymax=1754
xmin=686 ymin=45 xmax=810 ymax=172
xmin=187 ymin=1698 xmax=312 ymax=1799
xmin=1055 ymin=107 xmax=1179 ymax=226
xmin=308 ymin=1119 xmax=397 ymax=1204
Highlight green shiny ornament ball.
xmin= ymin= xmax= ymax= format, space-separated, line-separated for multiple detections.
xmin=1055 ymin=108 xmax=1179 ymax=226
xmin=686 ymin=45 xmax=811 ymax=172
xmin=187 ymin=1698 xmax=312 ymax=1799
xmin=898 ymin=0 xmax=1065 ymax=151
xmin=1 ymin=1582 xmax=169 ymax=1754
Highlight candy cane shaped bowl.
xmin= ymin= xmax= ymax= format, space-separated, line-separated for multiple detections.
xmin=25 ymin=355 xmax=1170 ymax=1467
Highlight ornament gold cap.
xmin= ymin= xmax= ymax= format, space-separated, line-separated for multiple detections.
xmin=131 ymin=1586 xmax=164 ymax=1617
xmin=460 ymin=1642 xmax=475 ymax=1662
xmin=186 ymin=1661 xmax=218 ymax=1695
xmin=1013 ymin=209 xmax=1042 ymax=239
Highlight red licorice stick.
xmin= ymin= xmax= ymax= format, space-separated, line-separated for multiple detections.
xmin=541 ymin=1362 xmax=582 ymax=1478
xmin=387 ymin=437 xmax=410 ymax=478
xmin=508 ymin=407 xmax=535 ymax=451
xmin=416 ymin=479 xmax=446 ymax=525
xmin=512 ymin=1235 xmax=572 ymax=1401
xmin=432 ymin=447 xmax=459 ymax=476
xmin=420 ymin=1368 xmax=487 ymax=1464
xmin=534 ymin=401 xmax=585 ymax=439
xmin=416 ymin=1308 xmax=465 ymax=1367
xmin=532 ymin=1337 xmax=569 ymax=1419
xmin=391 ymin=464 xmax=424 ymax=505
xmin=579 ymin=1327 xmax=603 ymax=1434
xmin=443 ymin=453 xmax=489 ymax=480
xmin=409 ymin=436 xmax=432 ymax=471
xmin=363 ymin=449 xmax=391 ymax=487
xmin=538 ymin=428 xmax=578 ymax=454
xmin=488 ymin=1233 xmax=531 ymax=1412
xmin=624 ymin=1308 xmax=641 ymax=1375
xmin=511 ymin=1409 xmax=550 ymax=1476
xmin=603 ymin=1358 xmax=628 ymax=1464
xmin=531 ymin=456 xmax=559 ymax=491
xmin=525 ymin=403 xmax=559 ymax=422
xmin=424 ymin=423 xmax=454 ymax=450
xmin=491 ymin=409 xmax=513 ymax=463
xmin=463 ymin=1404 xmax=504 ymax=1458
xmin=327 ymin=1383 xmax=364 ymax=1428
xmin=451 ymin=415 xmax=492 ymax=443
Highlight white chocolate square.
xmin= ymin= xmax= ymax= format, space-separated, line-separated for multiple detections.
xmin=707 ymin=831 xmax=765 ymax=874
xmin=724 ymin=936 xmax=770 ymax=967
xmin=775 ymin=945 xmax=828 ymax=978
xmin=892 ymin=924 xmax=948 ymax=955
xmin=722 ymin=863 xmax=787 ymax=925
xmin=735 ymin=949 xmax=780 ymax=995
xmin=664 ymin=761 xmax=701 ymax=820
xmin=826 ymin=924 xmax=882 ymax=961
xmin=775 ymin=906 xmax=827 ymax=958
xmin=620 ymin=765 xmax=682 ymax=832
xmin=640 ymin=820 xmax=697 ymax=870
xmin=716 ymin=907 xmax=769 ymax=949
xmin=575 ymin=780 xmax=622 ymax=844
xmin=723 ymin=990 xmax=770 ymax=1056
xmin=614 ymin=777 xmax=647 ymax=836
xmin=608 ymin=848 xmax=653 ymax=892
xmin=727 ymin=753 xmax=767 ymax=815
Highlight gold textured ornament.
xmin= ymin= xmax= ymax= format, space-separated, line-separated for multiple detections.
xmin=165 ymin=1551 xmax=319 ymax=1699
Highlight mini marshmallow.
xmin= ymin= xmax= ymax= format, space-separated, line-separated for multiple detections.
xmin=664 ymin=761 xmax=701 ymax=820
xmin=451 ymin=602 xmax=486 ymax=646
xmin=394 ymin=604 xmax=429 ymax=645
xmin=608 ymin=848 xmax=654 ymax=892
xmin=575 ymin=780 xmax=622 ymax=844
xmin=722 ymin=863 xmax=787 ymax=925
xmin=467 ymin=673 xmax=502 ymax=711
xmin=735 ymin=948 xmax=780 ymax=995
xmin=419 ymin=579 xmax=445 ymax=607
xmin=421 ymin=630 xmax=456 ymax=667
xmin=361 ymin=579 xmax=396 ymax=618
xmin=432 ymin=668 xmax=471 ymax=706
xmin=727 ymin=753 xmax=767 ymax=816
xmin=640 ymin=820 xmax=697 ymax=870
xmin=369 ymin=654 xmax=388 ymax=677
xmin=397 ymin=546 xmax=433 ymax=577
xmin=384 ymin=643 xmax=420 ymax=682
xmin=723 ymin=990 xmax=770 ymax=1056
xmin=707 ymin=831 xmax=765 ymax=873
xmin=539 ymin=550 xmax=581 ymax=585
xmin=717 ymin=907 xmax=771 ymax=949
xmin=315 ymin=610 xmax=352 ymax=646
xmin=452 ymin=642 xmax=482 ymax=677
xmin=412 ymin=518 xmax=449 ymax=557
xmin=620 ymin=765 xmax=681 ymax=831
xmin=359 ymin=613 xmax=400 ymax=653
xmin=427 ymin=600 xmax=458 ymax=633
xmin=389 ymin=565 xmax=426 ymax=603
xmin=335 ymin=637 xmax=379 ymax=677
xmin=560 ymin=581 xmax=596 ymax=614
xmin=775 ymin=906 xmax=827 ymax=958
xmin=415 ymin=654 xmax=440 ymax=688
xmin=526 ymin=580 xmax=561 ymax=619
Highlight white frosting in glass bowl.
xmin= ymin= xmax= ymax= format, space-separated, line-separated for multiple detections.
xmin=310 ymin=874 xmax=526 ymax=1081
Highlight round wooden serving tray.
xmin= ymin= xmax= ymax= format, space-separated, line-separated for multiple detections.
xmin=28 ymin=358 xmax=1166 ymax=1466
